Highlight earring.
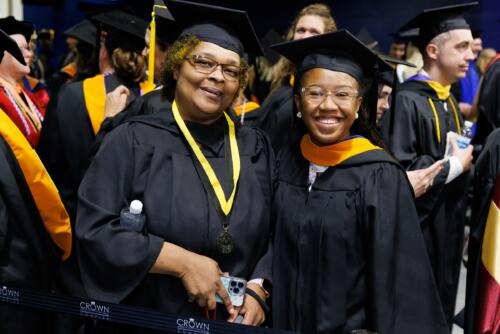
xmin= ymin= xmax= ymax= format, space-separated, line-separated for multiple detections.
xmin=296 ymin=111 xmax=302 ymax=118
xmin=355 ymin=112 xmax=359 ymax=119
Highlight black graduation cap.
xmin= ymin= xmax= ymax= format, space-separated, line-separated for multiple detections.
xmin=163 ymin=0 xmax=263 ymax=56
xmin=0 ymin=16 xmax=34 ymax=42
xmin=153 ymin=0 xmax=180 ymax=44
xmin=91 ymin=9 xmax=148 ymax=52
xmin=0 ymin=28 xmax=26 ymax=65
xmin=377 ymin=54 xmax=416 ymax=87
xmin=64 ymin=20 xmax=97 ymax=46
xmin=356 ymin=28 xmax=379 ymax=51
xmin=270 ymin=29 xmax=392 ymax=125
xmin=398 ymin=2 xmax=477 ymax=50
xmin=270 ymin=29 xmax=392 ymax=83
xmin=260 ymin=29 xmax=283 ymax=65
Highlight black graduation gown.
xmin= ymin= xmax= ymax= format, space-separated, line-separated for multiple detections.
xmin=38 ymin=73 xmax=145 ymax=222
xmin=272 ymin=144 xmax=449 ymax=334
xmin=257 ymin=85 xmax=304 ymax=154
xmin=75 ymin=109 xmax=274 ymax=328
xmin=91 ymin=89 xmax=170 ymax=160
xmin=464 ymin=128 xmax=500 ymax=334
xmin=379 ymin=80 xmax=472 ymax=326
xmin=0 ymin=135 xmax=59 ymax=334
xmin=474 ymin=59 xmax=500 ymax=147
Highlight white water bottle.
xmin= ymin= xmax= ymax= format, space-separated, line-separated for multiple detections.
xmin=456 ymin=121 xmax=473 ymax=149
xmin=120 ymin=200 xmax=146 ymax=232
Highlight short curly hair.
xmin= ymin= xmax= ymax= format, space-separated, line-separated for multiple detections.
xmin=161 ymin=35 xmax=249 ymax=101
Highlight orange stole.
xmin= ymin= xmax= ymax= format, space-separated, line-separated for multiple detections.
xmin=300 ymin=134 xmax=382 ymax=167
xmin=233 ymin=101 xmax=260 ymax=116
xmin=83 ymin=75 xmax=156 ymax=135
xmin=0 ymin=108 xmax=72 ymax=260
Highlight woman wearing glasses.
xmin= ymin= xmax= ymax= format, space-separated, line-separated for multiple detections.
xmin=76 ymin=0 xmax=272 ymax=329
xmin=270 ymin=30 xmax=449 ymax=333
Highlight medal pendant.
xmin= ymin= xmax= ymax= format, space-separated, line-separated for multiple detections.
xmin=216 ymin=230 xmax=235 ymax=254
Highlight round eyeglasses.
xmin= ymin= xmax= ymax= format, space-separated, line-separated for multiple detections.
xmin=185 ymin=54 xmax=242 ymax=82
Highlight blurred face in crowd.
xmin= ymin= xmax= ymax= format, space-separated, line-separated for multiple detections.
xmin=376 ymin=84 xmax=392 ymax=121
xmin=0 ymin=34 xmax=31 ymax=80
xmin=174 ymin=41 xmax=241 ymax=124
xmin=389 ymin=42 xmax=406 ymax=60
xmin=66 ymin=36 xmax=78 ymax=52
xmin=428 ymin=29 xmax=474 ymax=83
xmin=293 ymin=15 xmax=325 ymax=40
xmin=295 ymin=68 xmax=362 ymax=146
xmin=471 ymin=37 xmax=483 ymax=59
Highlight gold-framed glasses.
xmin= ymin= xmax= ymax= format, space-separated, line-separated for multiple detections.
xmin=301 ymin=85 xmax=359 ymax=106
xmin=185 ymin=54 xmax=241 ymax=82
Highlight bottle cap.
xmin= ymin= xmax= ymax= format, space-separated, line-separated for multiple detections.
xmin=464 ymin=120 xmax=473 ymax=128
xmin=130 ymin=200 xmax=143 ymax=215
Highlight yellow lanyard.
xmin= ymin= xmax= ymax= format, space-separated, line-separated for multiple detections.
xmin=171 ymin=100 xmax=240 ymax=216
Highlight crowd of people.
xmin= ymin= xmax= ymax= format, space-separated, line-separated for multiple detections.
xmin=0 ymin=0 xmax=499 ymax=333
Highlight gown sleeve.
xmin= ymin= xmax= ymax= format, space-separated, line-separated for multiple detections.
xmin=380 ymin=92 xmax=450 ymax=219
xmin=248 ymin=129 xmax=275 ymax=285
xmin=76 ymin=123 xmax=164 ymax=303
xmin=362 ymin=163 xmax=449 ymax=334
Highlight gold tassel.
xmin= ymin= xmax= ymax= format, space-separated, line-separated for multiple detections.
xmin=148 ymin=10 xmax=157 ymax=84
xmin=148 ymin=4 xmax=169 ymax=85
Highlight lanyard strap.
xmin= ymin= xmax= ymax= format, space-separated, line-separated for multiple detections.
xmin=172 ymin=100 xmax=240 ymax=216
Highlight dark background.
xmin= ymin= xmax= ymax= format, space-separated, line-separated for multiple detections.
xmin=23 ymin=0 xmax=499 ymax=65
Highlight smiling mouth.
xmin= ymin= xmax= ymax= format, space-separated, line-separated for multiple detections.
xmin=315 ymin=116 xmax=342 ymax=125
xmin=200 ymin=87 xmax=224 ymax=98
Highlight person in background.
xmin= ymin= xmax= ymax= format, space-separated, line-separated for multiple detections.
xmin=270 ymin=30 xmax=448 ymax=334
xmin=0 ymin=16 xmax=46 ymax=148
xmin=22 ymin=31 xmax=51 ymax=110
xmin=476 ymin=48 xmax=496 ymax=75
xmin=380 ymin=4 xmax=475 ymax=328
xmin=258 ymin=3 xmax=337 ymax=153
xmin=47 ymin=20 xmax=97 ymax=96
xmin=452 ymin=30 xmax=482 ymax=119
xmin=76 ymin=1 xmax=272 ymax=332
xmin=37 ymin=28 xmax=54 ymax=77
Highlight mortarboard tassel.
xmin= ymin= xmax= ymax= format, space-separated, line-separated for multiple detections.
xmin=148 ymin=4 xmax=168 ymax=84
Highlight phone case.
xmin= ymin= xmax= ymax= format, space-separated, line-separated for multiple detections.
xmin=215 ymin=276 xmax=246 ymax=307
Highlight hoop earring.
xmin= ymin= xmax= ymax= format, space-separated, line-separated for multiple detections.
xmin=355 ymin=112 xmax=359 ymax=119
xmin=296 ymin=111 xmax=302 ymax=118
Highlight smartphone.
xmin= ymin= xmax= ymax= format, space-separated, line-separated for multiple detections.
xmin=215 ymin=275 xmax=246 ymax=307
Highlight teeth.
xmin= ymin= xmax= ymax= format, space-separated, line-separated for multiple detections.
xmin=317 ymin=118 xmax=339 ymax=125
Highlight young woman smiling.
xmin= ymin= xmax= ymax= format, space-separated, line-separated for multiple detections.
xmin=270 ymin=30 xmax=449 ymax=334
xmin=75 ymin=1 xmax=273 ymax=331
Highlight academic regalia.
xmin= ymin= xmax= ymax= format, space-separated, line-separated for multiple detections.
xmin=269 ymin=30 xmax=447 ymax=333
xmin=0 ymin=80 xmax=46 ymax=147
xmin=465 ymin=128 xmax=500 ymax=334
xmin=0 ymin=106 xmax=72 ymax=333
xmin=380 ymin=78 xmax=472 ymax=325
xmin=76 ymin=108 xmax=274 ymax=322
xmin=474 ymin=56 xmax=500 ymax=147
xmin=0 ymin=134 xmax=57 ymax=334
xmin=380 ymin=4 xmax=477 ymax=326
xmin=21 ymin=75 xmax=50 ymax=109
xmin=38 ymin=73 xmax=155 ymax=222
xmin=272 ymin=143 xmax=448 ymax=334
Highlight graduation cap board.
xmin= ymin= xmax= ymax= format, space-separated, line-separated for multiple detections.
xmin=270 ymin=29 xmax=392 ymax=124
xmin=0 ymin=16 xmax=34 ymax=43
xmin=260 ymin=29 xmax=283 ymax=65
xmin=356 ymin=28 xmax=379 ymax=51
xmin=164 ymin=0 xmax=263 ymax=57
xmin=0 ymin=29 xmax=26 ymax=65
xmin=398 ymin=2 xmax=477 ymax=50
xmin=64 ymin=20 xmax=97 ymax=46
xmin=91 ymin=9 xmax=148 ymax=52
